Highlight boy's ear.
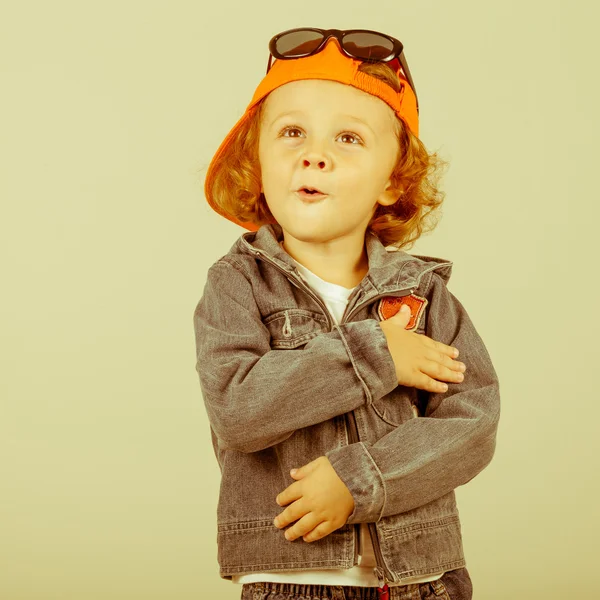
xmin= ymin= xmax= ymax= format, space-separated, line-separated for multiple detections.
xmin=377 ymin=180 xmax=402 ymax=207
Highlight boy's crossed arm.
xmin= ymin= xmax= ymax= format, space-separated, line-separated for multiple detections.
xmin=273 ymin=273 xmax=499 ymax=543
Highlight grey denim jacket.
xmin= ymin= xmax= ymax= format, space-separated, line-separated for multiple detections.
xmin=192 ymin=222 xmax=500 ymax=586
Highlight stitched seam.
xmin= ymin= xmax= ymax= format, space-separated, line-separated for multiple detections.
xmin=369 ymin=401 xmax=404 ymax=427
xmin=220 ymin=558 xmax=354 ymax=571
xmin=423 ymin=268 xmax=435 ymax=296
xmin=392 ymin=260 xmax=410 ymax=287
xmin=381 ymin=513 xmax=461 ymax=537
xmin=415 ymin=261 xmax=453 ymax=289
xmin=216 ymin=255 xmax=249 ymax=276
xmin=271 ymin=333 xmax=321 ymax=348
xmin=263 ymin=309 xmax=328 ymax=324
xmin=357 ymin=442 xmax=387 ymax=522
xmin=222 ymin=557 xmax=467 ymax=579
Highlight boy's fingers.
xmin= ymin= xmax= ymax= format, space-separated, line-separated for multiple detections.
xmin=276 ymin=483 xmax=303 ymax=507
xmin=304 ymin=521 xmax=332 ymax=542
xmin=275 ymin=498 xmax=306 ymax=529
xmin=421 ymin=358 xmax=465 ymax=385
xmin=439 ymin=365 xmax=465 ymax=383
xmin=415 ymin=372 xmax=448 ymax=393
xmin=389 ymin=306 xmax=411 ymax=323
xmin=421 ymin=335 xmax=460 ymax=360
xmin=421 ymin=334 xmax=454 ymax=354
xmin=283 ymin=512 xmax=320 ymax=542
xmin=427 ymin=349 xmax=466 ymax=373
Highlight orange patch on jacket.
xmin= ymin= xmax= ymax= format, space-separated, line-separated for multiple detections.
xmin=377 ymin=294 xmax=428 ymax=331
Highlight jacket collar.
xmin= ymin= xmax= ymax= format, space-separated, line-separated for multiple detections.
xmin=235 ymin=222 xmax=454 ymax=295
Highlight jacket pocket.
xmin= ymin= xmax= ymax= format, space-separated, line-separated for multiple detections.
xmin=263 ymin=309 xmax=329 ymax=349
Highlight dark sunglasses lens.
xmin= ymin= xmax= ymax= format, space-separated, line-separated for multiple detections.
xmin=275 ymin=30 xmax=324 ymax=57
xmin=343 ymin=32 xmax=394 ymax=60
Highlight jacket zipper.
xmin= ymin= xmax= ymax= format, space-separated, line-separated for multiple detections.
xmin=346 ymin=409 xmax=392 ymax=598
xmin=340 ymin=288 xmax=418 ymax=598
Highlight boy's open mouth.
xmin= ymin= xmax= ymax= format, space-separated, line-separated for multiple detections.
xmin=296 ymin=183 xmax=326 ymax=194
xmin=296 ymin=188 xmax=328 ymax=201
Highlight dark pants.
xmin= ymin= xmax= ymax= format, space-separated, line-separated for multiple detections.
xmin=240 ymin=566 xmax=472 ymax=599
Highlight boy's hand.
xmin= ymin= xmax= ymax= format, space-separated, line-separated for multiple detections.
xmin=379 ymin=304 xmax=467 ymax=393
xmin=273 ymin=456 xmax=354 ymax=542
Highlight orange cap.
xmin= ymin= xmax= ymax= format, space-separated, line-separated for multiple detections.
xmin=204 ymin=37 xmax=419 ymax=231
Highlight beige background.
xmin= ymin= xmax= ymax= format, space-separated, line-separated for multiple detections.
xmin=1 ymin=1 xmax=598 ymax=598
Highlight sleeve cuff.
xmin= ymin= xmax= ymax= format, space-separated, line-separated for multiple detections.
xmin=325 ymin=441 xmax=386 ymax=524
xmin=336 ymin=319 xmax=398 ymax=406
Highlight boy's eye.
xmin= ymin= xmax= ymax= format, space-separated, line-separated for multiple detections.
xmin=280 ymin=126 xmax=362 ymax=145
xmin=338 ymin=132 xmax=361 ymax=145
xmin=281 ymin=126 xmax=303 ymax=138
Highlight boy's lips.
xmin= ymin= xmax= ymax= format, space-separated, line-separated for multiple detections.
xmin=295 ymin=190 xmax=328 ymax=202
xmin=295 ymin=183 xmax=327 ymax=194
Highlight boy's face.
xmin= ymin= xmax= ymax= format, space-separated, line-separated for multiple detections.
xmin=258 ymin=79 xmax=401 ymax=247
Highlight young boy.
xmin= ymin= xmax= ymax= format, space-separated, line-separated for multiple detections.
xmin=194 ymin=27 xmax=500 ymax=600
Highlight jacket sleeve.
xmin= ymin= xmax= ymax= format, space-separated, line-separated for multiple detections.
xmin=325 ymin=271 xmax=501 ymax=523
xmin=193 ymin=259 xmax=399 ymax=454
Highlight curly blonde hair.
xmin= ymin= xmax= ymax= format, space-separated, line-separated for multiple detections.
xmin=201 ymin=61 xmax=449 ymax=249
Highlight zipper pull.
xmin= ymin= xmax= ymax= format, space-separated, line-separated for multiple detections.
xmin=374 ymin=567 xmax=389 ymax=600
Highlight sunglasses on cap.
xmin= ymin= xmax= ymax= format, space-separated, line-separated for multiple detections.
xmin=266 ymin=27 xmax=419 ymax=113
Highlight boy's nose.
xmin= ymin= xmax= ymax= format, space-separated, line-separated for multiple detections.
xmin=302 ymin=156 xmax=328 ymax=169
xmin=300 ymin=146 xmax=331 ymax=169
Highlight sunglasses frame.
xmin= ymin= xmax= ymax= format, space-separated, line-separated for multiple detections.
xmin=266 ymin=27 xmax=419 ymax=112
